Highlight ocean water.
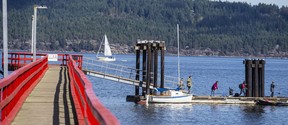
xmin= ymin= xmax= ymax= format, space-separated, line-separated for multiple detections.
xmin=85 ymin=54 xmax=288 ymax=125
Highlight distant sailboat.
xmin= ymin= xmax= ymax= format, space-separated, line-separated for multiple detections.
xmin=96 ymin=34 xmax=116 ymax=61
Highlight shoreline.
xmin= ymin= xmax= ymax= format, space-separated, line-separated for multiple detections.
xmin=1 ymin=49 xmax=287 ymax=60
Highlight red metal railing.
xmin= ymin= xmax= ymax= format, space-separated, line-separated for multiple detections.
xmin=68 ymin=54 xmax=119 ymax=125
xmin=1 ymin=52 xmax=77 ymax=70
xmin=0 ymin=53 xmax=48 ymax=124
xmin=2 ymin=52 xmax=46 ymax=71
xmin=0 ymin=52 xmax=118 ymax=124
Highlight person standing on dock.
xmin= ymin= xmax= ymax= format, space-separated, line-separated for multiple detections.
xmin=270 ymin=81 xmax=275 ymax=97
xmin=187 ymin=76 xmax=192 ymax=93
xmin=178 ymin=78 xmax=184 ymax=90
xmin=239 ymin=81 xmax=246 ymax=96
xmin=229 ymin=87 xmax=234 ymax=97
xmin=211 ymin=81 xmax=218 ymax=96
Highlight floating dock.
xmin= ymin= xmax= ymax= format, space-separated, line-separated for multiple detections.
xmin=128 ymin=95 xmax=288 ymax=105
xmin=192 ymin=96 xmax=254 ymax=104
xmin=192 ymin=96 xmax=288 ymax=104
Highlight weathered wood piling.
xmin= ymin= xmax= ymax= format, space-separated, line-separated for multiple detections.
xmin=244 ymin=59 xmax=265 ymax=97
xmin=134 ymin=40 xmax=166 ymax=96
xmin=127 ymin=40 xmax=166 ymax=102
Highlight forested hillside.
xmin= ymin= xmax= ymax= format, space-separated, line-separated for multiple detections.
xmin=1 ymin=0 xmax=288 ymax=56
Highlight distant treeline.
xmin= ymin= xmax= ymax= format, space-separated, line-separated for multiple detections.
xmin=1 ymin=0 xmax=288 ymax=55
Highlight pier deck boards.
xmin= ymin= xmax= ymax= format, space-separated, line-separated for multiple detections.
xmin=11 ymin=66 xmax=77 ymax=125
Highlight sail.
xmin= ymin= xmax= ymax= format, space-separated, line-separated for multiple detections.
xmin=103 ymin=34 xmax=112 ymax=56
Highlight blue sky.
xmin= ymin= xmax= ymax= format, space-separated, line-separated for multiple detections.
xmin=218 ymin=0 xmax=288 ymax=7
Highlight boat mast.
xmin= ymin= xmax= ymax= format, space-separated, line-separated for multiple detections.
xmin=177 ymin=24 xmax=180 ymax=83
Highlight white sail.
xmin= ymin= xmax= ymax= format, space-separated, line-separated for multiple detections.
xmin=104 ymin=34 xmax=112 ymax=56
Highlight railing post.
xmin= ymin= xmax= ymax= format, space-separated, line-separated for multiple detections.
xmin=11 ymin=54 xmax=14 ymax=70
xmin=24 ymin=55 xmax=26 ymax=65
xmin=17 ymin=54 xmax=20 ymax=69
xmin=62 ymin=54 xmax=64 ymax=66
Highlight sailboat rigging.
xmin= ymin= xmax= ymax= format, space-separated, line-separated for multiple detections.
xmin=96 ymin=34 xmax=116 ymax=62
xmin=145 ymin=24 xmax=192 ymax=103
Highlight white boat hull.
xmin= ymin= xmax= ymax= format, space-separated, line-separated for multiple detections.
xmin=146 ymin=94 xmax=192 ymax=103
xmin=97 ymin=57 xmax=116 ymax=62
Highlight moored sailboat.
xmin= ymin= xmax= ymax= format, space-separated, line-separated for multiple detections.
xmin=145 ymin=24 xmax=192 ymax=103
xmin=146 ymin=88 xmax=192 ymax=103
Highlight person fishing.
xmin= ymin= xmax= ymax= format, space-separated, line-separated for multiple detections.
xmin=187 ymin=76 xmax=192 ymax=93
xmin=211 ymin=81 xmax=218 ymax=96
xmin=270 ymin=81 xmax=275 ymax=97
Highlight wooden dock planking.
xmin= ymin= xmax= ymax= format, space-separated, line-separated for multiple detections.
xmin=11 ymin=66 xmax=77 ymax=125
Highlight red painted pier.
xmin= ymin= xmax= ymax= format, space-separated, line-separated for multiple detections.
xmin=0 ymin=52 xmax=119 ymax=125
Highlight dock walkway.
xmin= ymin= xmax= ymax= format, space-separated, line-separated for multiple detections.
xmin=11 ymin=66 xmax=77 ymax=125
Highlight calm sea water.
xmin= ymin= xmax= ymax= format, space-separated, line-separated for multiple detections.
xmin=84 ymin=54 xmax=288 ymax=125
xmin=1 ymin=54 xmax=288 ymax=124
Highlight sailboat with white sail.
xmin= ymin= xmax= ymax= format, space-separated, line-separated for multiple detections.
xmin=96 ymin=34 xmax=116 ymax=62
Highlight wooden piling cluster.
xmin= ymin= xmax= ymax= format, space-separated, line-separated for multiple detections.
xmin=134 ymin=40 xmax=166 ymax=96
xmin=244 ymin=59 xmax=265 ymax=97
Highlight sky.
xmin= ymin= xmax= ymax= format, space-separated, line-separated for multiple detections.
xmin=220 ymin=0 xmax=288 ymax=7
